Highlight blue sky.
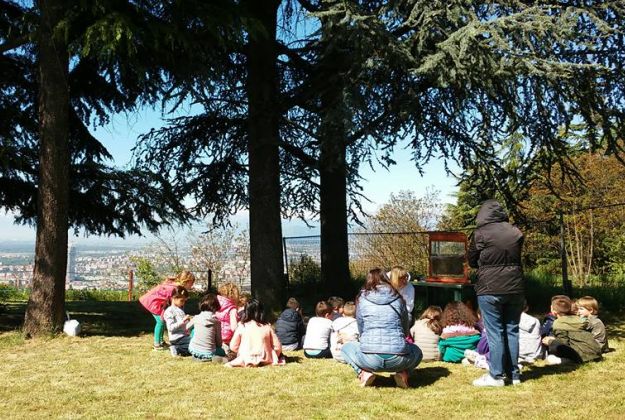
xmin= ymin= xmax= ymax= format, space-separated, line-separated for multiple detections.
xmin=0 ymin=108 xmax=459 ymax=245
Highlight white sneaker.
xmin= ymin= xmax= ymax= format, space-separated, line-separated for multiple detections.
xmin=464 ymin=349 xmax=479 ymax=362
xmin=461 ymin=357 xmax=472 ymax=366
xmin=472 ymin=374 xmax=505 ymax=387
xmin=546 ymin=355 xmax=562 ymax=365
xmin=511 ymin=379 xmax=521 ymax=385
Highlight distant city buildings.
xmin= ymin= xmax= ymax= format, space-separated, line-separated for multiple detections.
xmin=0 ymin=245 xmax=251 ymax=292
xmin=66 ymin=242 xmax=77 ymax=282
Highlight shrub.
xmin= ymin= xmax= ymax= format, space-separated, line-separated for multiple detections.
xmin=0 ymin=285 xmax=29 ymax=302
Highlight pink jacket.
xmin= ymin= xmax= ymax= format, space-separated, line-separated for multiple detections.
xmin=227 ymin=321 xmax=282 ymax=367
xmin=139 ymin=281 xmax=177 ymax=316
xmin=216 ymin=295 xmax=238 ymax=344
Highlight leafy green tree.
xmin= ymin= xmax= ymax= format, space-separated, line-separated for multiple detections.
xmin=1 ymin=0 xmax=235 ymax=335
xmin=129 ymin=256 xmax=161 ymax=294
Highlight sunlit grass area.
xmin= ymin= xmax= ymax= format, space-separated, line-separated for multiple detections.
xmin=1 ymin=301 xmax=624 ymax=419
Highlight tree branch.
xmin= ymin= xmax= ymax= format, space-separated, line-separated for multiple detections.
xmin=0 ymin=34 xmax=31 ymax=54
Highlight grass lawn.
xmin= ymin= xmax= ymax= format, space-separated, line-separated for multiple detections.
xmin=1 ymin=301 xmax=625 ymax=419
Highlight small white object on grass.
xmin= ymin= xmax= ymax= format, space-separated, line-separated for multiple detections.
xmin=63 ymin=312 xmax=81 ymax=337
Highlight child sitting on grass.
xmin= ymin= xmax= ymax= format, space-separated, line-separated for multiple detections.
xmin=410 ymin=305 xmax=442 ymax=361
xmin=328 ymin=296 xmax=345 ymax=321
xmin=438 ymin=301 xmax=480 ymax=363
xmin=330 ymin=301 xmax=359 ymax=362
xmin=216 ymin=282 xmax=241 ymax=350
xmin=187 ymin=293 xmax=227 ymax=363
xmin=303 ymin=301 xmax=334 ymax=358
xmin=577 ymin=295 xmax=610 ymax=353
xmin=139 ymin=271 xmax=195 ymax=350
xmin=540 ymin=295 xmax=569 ymax=338
xmin=463 ymin=309 xmax=489 ymax=369
xmin=163 ymin=286 xmax=192 ymax=357
xmin=275 ymin=297 xmax=306 ymax=351
xmin=542 ymin=295 xmax=602 ymax=365
xmin=237 ymin=293 xmax=251 ymax=321
xmin=225 ymin=299 xmax=283 ymax=367
xmin=519 ymin=301 xmax=543 ymax=363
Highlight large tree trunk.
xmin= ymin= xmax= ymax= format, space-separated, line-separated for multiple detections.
xmin=23 ymin=0 xmax=70 ymax=337
xmin=319 ymin=103 xmax=350 ymax=293
xmin=318 ymin=28 xmax=351 ymax=294
xmin=245 ymin=0 xmax=285 ymax=312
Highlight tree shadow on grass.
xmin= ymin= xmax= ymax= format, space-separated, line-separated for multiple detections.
xmin=0 ymin=302 xmax=26 ymax=332
xmin=369 ymin=366 xmax=451 ymax=388
xmin=0 ymin=301 xmax=156 ymax=337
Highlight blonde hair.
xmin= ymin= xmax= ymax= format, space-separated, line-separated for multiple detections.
xmin=577 ymin=296 xmax=599 ymax=315
xmin=389 ymin=266 xmax=409 ymax=290
xmin=175 ymin=270 xmax=196 ymax=287
xmin=343 ymin=301 xmax=356 ymax=317
xmin=218 ymin=282 xmax=240 ymax=304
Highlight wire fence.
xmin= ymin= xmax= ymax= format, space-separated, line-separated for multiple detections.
xmin=283 ymin=232 xmax=432 ymax=282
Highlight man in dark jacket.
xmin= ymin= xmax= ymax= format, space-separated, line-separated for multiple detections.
xmin=468 ymin=199 xmax=525 ymax=387
xmin=275 ymin=297 xmax=306 ymax=351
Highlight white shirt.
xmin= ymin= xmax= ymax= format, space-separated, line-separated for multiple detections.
xmin=303 ymin=317 xmax=333 ymax=350
xmin=399 ymin=283 xmax=415 ymax=315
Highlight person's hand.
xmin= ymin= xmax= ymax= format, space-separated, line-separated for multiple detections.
xmin=183 ymin=315 xmax=192 ymax=322
xmin=542 ymin=336 xmax=554 ymax=346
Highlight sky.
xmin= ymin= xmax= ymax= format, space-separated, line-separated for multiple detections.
xmin=0 ymin=108 xmax=460 ymax=246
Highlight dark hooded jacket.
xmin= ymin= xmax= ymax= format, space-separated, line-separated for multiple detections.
xmin=275 ymin=308 xmax=305 ymax=346
xmin=468 ymin=200 xmax=524 ymax=296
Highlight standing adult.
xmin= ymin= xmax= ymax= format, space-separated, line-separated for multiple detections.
xmin=341 ymin=268 xmax=422 ymax=388
xmin=468 ymin=199 xmax=525 ymax=387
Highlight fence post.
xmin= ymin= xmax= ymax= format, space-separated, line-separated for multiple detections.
xmin=128 ymin=269 xmax=134 ymax=301
xmin=559 ymin=211 xmax=572 ymax=296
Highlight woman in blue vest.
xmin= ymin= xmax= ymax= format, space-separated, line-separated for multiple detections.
xmin=341 ymin=268 xmax=422 ymax=388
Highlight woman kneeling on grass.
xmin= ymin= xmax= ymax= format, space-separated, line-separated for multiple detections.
xmin=341 ymin=268 xmax=422 ymax=388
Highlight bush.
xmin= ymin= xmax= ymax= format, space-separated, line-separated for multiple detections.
xmin=65 ymin=289 xmax=130 ymax=302
xmin=130 ymin=256 xmax=162 ymax=294
xmin=524 ymin=270 xmax=625 ymax=314
xmin=288 ymin=255 xmax=321 ymax=284
xmin=0 ymin=285 xmax=29 ymax=302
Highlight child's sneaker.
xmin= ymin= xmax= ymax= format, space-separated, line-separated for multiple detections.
xmin=358 ymin=371 xmax=376 ymax=387
xmin=393 ymin=371 xmax=410 ymax=389
xmin=474 ymin=354 xmax=489 ymax=370
xmin=464 ymin=349 xmax=479 ymax=362
xmin=511 ymin=379 xmax=521 ymax=385
xmin=170 ymin=346 xmax=179 ymax=357
xmin=546 ymin=354 xmax=562 ymax=365
xmin=461 ymin=357 xmax=472 ymax=366
xmin=472 ymin=374 xmax=505 ymax=387
xmin=153 ymin=343 xmax=166 ymax=351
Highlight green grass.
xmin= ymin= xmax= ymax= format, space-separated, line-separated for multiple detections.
xmin=1 ymin=301 xmax=625 ymax=419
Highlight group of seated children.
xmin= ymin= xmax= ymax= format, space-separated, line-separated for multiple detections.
xmin=540 ymin=295 xmax=607 ymax=364
xmin=153 ymin=273 xmax=609 ymax=372
xmin=409 ymin=295 xmax=608 ymax=369
xmin=297 ymin=298 xmax=359 ymax=361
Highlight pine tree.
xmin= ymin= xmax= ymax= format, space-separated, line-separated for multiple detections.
xmin=1 ymin=0 xmax=235 ymax=335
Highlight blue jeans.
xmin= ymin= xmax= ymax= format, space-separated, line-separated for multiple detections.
xmin=478 ymin=294 xmax=524 ymax=381
xmin=341 ymin=342 xmax=422 ymax=376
